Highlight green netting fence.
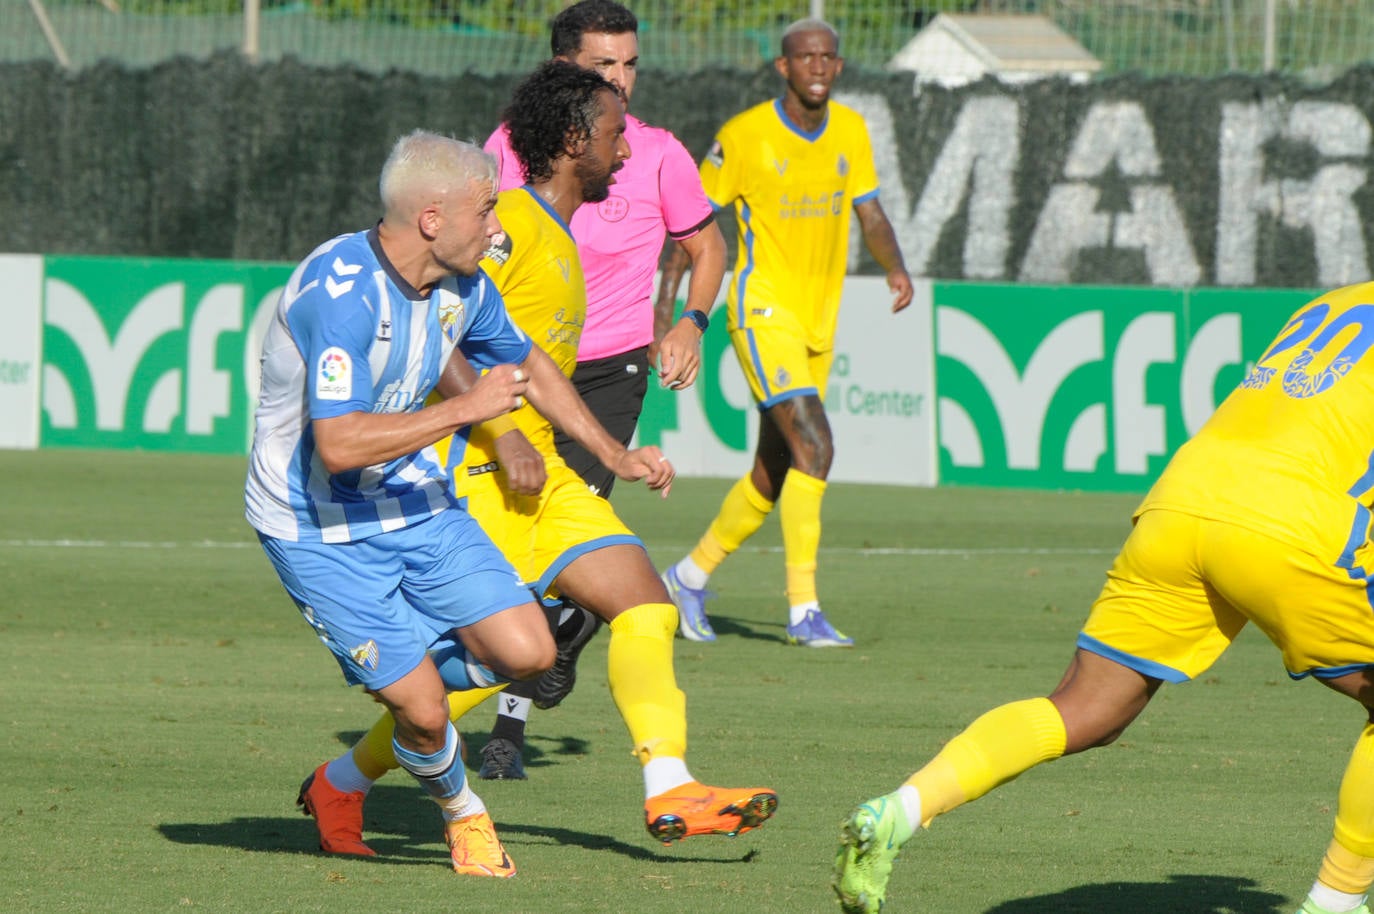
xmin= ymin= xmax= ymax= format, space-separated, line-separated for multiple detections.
xmin=5 ymin=1 xmax=1374 ymax=79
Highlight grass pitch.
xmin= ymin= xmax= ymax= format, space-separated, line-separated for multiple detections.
xmin=0 ymin=450 xmax=1353 ymax=913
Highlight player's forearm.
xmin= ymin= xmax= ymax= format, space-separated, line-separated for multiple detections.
xmin=679 ymin=221 xmax=726 ymax=319
xmin=522 ymin=348 xmax=626 ymax=469
xmin=654 ymin=242 xmax=694 ymax=343
xmin=857 ymin=200 xmax=908 ymax=276
xmin=311 ymin=397 xmax=488 ymax=474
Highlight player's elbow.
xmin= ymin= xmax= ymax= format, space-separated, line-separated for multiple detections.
xmin=317 ymin=449 xmax=356 ymax=476
xmin=313 ymin=435 xmax=359 ymax=476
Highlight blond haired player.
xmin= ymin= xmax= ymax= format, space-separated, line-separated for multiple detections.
xmin=297 ymin=63 xmax=776 ymax=870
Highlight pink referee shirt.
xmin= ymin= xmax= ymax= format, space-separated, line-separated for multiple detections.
xmin=485 ymin=115 xmax=715 ymax=362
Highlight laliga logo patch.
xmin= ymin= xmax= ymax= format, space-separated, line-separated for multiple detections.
xmin=317 ymin=347 xmax=352 ymax=401
xmin=350 ymin=639 xmax=379 ymax=672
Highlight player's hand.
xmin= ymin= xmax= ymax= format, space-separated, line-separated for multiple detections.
xmin=609 ymin=445 xmax=675 ymax=498
xmin=656 ymin=321 xmax=702 ymax=390
xmin=888 ymin=268 xmax=914 ymax=313
xmin=493 ymin=428 xmax=546 ymax=496
xmin=465 ymin=364 xmax=530 ymax=423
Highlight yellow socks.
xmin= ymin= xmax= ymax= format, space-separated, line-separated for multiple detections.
xmin=350 ymin=684 xmax=506 ymax=779
xmin=779 ymin=468 xmax=826 ymax=606
xmin=689 ymin=475 xmax=774 ymax=573
xmin=607 ymin=603 xmax=687 ymax=763
xmin=905 ymin=697 xmax=1067 ymax=825
xmin=1320 ymin=723 xmax=1374 ymax=894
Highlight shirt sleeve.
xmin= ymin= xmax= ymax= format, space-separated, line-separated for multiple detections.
xmin=698 ymin=120 xmax=742 ymax=211
xmin=285 ymin=285 xmax=378 ymax=420
xmin=458 ymin=270 xmax=532 ymax=369
xmin=659 ymin=131 xmax=716 ymax=239
xmin=849 ymin=115 xmax=881 ymax=205
xmin=483 ymin=125 xmax=526 ymax=192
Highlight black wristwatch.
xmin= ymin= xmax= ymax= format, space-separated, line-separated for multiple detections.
xmin=681 ymin=309 xmax=710 ymax=333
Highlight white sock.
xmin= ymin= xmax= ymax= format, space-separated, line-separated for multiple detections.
xmin=789 ymin=601 xmax=819 ymax=626
xmin=438 ymin=780 xmax=487 ymax=822
xmin=895 ymin=784 xmax=922 ymax=830
xmin=1308 ymin=884 xmax=1368 ymax=913
xmin=674 ymin=557 xmax=709 ymax=590
xmin=643 ymin=756 xmax=693 ymax=798
xmin=497 ymin=693 xmax=532 ymax=723
xmin=325 ymin=753 xmax=375 ymax=795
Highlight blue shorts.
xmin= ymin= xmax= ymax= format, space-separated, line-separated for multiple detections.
xmin=259 ymin=507 xmax=531 ymax=691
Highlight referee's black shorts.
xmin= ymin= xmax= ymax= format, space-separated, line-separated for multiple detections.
xmin=553 ymin=346 xmax=651 ymax=498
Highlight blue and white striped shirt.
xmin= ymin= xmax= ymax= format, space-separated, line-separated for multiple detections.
xmin=245 ymin=227 xmax=531 ymax=543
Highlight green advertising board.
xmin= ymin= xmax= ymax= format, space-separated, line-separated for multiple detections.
xmin=933 ymin=282 xmax=1322 ymax=492
xmin=40 ymin=256 xmax=291 ymax=453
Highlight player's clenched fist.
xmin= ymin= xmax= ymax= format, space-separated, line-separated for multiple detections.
xmin=610 ymin=446 xmax=675 ymax=497
xmin=465 ymin=363 xmax=530 ymax=424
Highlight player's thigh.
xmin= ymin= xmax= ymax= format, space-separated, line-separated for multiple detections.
xmin=526 ymin=463 xmax=644 ymax=606
xmin=729 ymin=318 xmax=823 ymax=407
xmin=1080 ymin=509 xmax=1247 ymax=683
xmin=1202 ymin=523 xmax=1374 ymax=677
xmin=400 ymin=508 xmax=536 ymax=633
xmin=258 ymin=532 xmax=429 ymax=691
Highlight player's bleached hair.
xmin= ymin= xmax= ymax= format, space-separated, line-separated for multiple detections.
xmin=550 ymin=0 xmax=638 ymax=58
xmin=780 ymin=17 xmax=840 ymax=55
xmin=378 ymin=130 xmax=497 ymax=221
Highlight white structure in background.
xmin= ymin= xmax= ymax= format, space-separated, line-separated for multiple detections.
xmin=889 ymin=13 xmax=1101 ymax=88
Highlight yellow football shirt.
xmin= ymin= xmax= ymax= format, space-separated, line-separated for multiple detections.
xmin=1141 ymin=282 xmax=1374 ymax=564
xmin=701 ymin=98 xmax=879 ymax=350
xmin=467 ymin=186 xmax=585 ymax=463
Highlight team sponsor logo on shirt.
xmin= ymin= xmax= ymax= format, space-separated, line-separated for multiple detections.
xmin=706 ymin=140 xmax=724 ymax=168
xmin=484 ymin=231 xmax=513 ymax=267
xmin=350 ymin=639 xmax=379 ymax=672
xmin=779 ymin=191 xmax=840 ymax=219
xmin=598 ymin=195 xmax=629 ymax=222
xmin=317 ymin=347 xmax=352 ymax=401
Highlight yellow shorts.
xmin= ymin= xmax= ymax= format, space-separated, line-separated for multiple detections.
xmin=729 ymin=313 xmax=833 ymax=407
xmin=1080 ymin=508 xmax=1374 ymax=681
xmin=457 ymin=455 xmax=639 ymax=604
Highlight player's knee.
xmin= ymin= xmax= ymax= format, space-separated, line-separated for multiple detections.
xmin=497 ymin=638 xmax=556 ymax=681
xmin=790 ymin=428 xmax=834 ymax=475
xmin=394 ymin=702 xmax=452 ymax=752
